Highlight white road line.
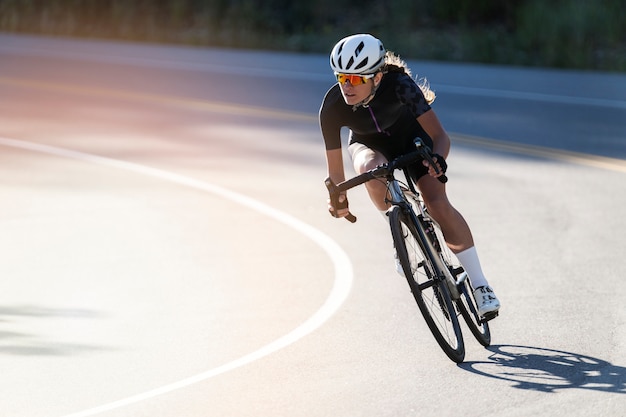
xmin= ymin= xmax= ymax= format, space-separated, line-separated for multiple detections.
xmin=436 ymin=84 xmax=626 ymax=109
xmin=0 ymin=43 xmax=333 ymax=82
xmin=2 ymin=43 xmax=625 ymax=109
xmin=0 ymin=136 xmax=353 ymax=417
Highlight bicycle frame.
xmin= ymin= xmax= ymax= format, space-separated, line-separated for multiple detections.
xmin=386 ymin=170 xmax=462 ymax=300
xmin=326 ymin=139 xmax=491 ymax=362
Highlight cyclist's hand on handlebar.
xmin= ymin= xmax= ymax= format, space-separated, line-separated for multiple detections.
xmin=324 ymin=177 xmax=357 ymax=223
xmin=423 ymin=153 xmax=447 ymax=179
xmin=327 ymin=193 xmax=350 ymax=219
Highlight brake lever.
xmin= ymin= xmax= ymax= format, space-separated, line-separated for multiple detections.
xmin=414 ymin=140 xmax=448 ymax=183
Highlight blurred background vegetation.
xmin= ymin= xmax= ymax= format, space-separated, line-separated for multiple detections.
xmin=0 ymin=0 xmax=624 ymax=71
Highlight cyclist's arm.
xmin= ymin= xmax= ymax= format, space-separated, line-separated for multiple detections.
xmin=325 ymin=148 xmax=346 ymax=184
xmin=325 ymin=148 xmax=350 ymax=218
xmin=417 ymin=110 xmax=450 ymax=178
xmin=417 ymin=109 xmax=450 ymax=158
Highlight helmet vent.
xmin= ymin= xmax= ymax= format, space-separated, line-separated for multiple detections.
xmin=354 ymin=58 xmax=369 ymax=70
xmin=355 ymin=41 xmax=365 ymax=56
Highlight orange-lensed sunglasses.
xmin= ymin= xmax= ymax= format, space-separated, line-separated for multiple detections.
xmin=335 ymin=73 xmax=375 ymax=86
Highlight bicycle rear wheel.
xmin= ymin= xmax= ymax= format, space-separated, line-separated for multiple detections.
xmin=430 ymin=221 xmax=491 ymax=347
xmin=389 ymin=206 xmax=464 ymax=363
xmin=455 ymin=277 xmax=491 ymax=346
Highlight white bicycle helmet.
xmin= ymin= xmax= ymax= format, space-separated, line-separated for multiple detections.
xmin=330 ymin=34 xmax=386 ymax=75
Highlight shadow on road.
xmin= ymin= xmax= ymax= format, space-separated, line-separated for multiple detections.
xmin=0 ymin=305 xmax=108 ymax=356
xmin=459 ymin=344 xmax=626 ymax=393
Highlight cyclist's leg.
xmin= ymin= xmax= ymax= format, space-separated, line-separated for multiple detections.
xmin=348 ymin=143 xmax=389 ymax=211
xmin=417 ymin=174 xmax=501 ymax=317
xmin=416 ymin=174 xmax=473 ymax=253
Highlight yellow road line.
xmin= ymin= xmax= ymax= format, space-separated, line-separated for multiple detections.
xmin=452 ymin=133 xmax=626 ymax=174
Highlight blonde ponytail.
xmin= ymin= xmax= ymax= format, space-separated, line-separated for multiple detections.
xmin=384 ymin=51 xmax=436 ymax=104
xmin=416 ymin=77 xmax=436 ymax=104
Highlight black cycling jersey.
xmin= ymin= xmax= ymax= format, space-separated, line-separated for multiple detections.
xmin=319 ymin=70 xmax=434 ymax=162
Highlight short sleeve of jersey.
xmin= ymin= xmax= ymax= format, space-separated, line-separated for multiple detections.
xmin=319 ymin=85 xmax=347 ymax=150
xmin=394 ymin=73 xmax=431 ymax=118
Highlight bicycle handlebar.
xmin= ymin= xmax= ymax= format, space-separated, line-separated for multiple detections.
xmin=326 ymin=139 xmax=447 ymax=223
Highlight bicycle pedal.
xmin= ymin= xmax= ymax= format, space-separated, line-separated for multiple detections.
xmin=480 ymin=311 xmax=499 ymax=323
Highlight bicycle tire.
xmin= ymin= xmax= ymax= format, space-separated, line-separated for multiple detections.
xmin=429 ymin=218 xmax=491 ymax=347
xmin=389 ymin=206 xmax=465 ymax=363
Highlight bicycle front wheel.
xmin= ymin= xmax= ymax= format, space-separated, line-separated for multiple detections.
xmin=389 ymin=206 xmax=464 ymax=363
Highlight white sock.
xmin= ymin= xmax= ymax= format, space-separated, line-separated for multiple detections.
xmin=455 ymin=246 xmax=489 ymax=289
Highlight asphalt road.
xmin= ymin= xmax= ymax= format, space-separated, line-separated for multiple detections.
xmin=0 ymin=34 xmax=625 ymax=417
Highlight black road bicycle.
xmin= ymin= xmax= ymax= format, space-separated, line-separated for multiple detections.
xmin=326 ymin=139 xmax=495 ymax=363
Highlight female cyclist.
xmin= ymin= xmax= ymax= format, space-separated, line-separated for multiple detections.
xmin=319 ymin=33 xmax=500 ymax=318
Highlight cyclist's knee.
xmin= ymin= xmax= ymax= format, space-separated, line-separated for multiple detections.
xmin=360 ymin=157 xmax=382 ymax=173
xmin=350 ymin=145 xmax=386 ymax=174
